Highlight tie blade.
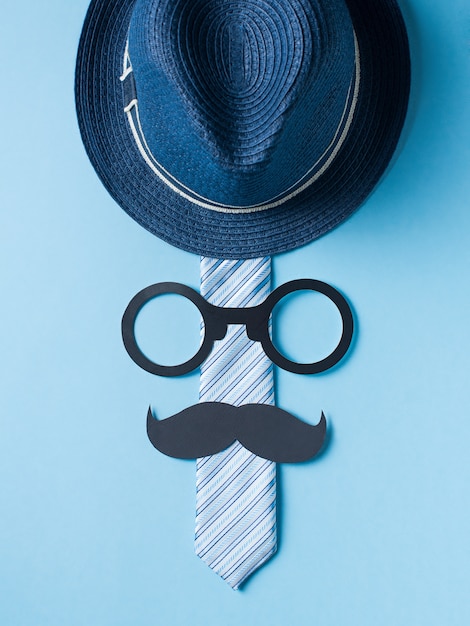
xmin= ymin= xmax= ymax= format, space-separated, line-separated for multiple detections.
xmin=195 ymin=442 xmax=277 ymax=589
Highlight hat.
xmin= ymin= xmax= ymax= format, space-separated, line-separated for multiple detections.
xmin=75 ymin=0 xmax=410 ymax=259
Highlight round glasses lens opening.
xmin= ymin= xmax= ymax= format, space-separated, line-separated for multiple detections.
xmin=134 ymin=293 xmax=203 ymax=368
xmin=271 ymin=289 xmax=344 ymax=365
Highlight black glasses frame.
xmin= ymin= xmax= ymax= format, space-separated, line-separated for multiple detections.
xmin=121 ymin=279 xmax=354 ymax=377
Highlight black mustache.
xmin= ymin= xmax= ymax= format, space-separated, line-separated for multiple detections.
xmin=146 ymin=402 xmax=327 ymax=463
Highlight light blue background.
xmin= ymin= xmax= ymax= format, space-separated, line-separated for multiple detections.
xmin=1 ymin=1 xmax=469 ymax=624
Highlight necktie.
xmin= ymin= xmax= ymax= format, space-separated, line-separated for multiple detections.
xmin=195 ymin=257 xmax=277 ymax=589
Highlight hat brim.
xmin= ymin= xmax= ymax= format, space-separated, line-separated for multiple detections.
xmin=75 ymin=0 xmax=410 ymax=259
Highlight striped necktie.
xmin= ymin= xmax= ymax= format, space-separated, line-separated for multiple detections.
xmin=195 ymin=257 xmax=277 ymax=589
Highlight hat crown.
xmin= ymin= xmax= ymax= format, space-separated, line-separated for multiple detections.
xmin=128 ymin=0 xmax=356 ymax=207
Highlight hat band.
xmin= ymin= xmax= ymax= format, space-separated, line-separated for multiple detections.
xmin=120 ymin=35 xmax=360 ymax=214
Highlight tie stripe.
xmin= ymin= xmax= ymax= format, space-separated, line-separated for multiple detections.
xmin=195 ymin=257 xmax=277 ymax=589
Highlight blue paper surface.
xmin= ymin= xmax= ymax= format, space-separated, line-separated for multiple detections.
xmin=1 ymin=1 xmax=470 ymax=624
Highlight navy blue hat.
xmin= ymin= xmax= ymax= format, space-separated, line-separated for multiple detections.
xmin=76 ymin=0 xmax=410 ymax=258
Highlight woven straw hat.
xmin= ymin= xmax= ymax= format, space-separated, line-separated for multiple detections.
xmin=75 ymin=0 xmax=410 ymax=258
